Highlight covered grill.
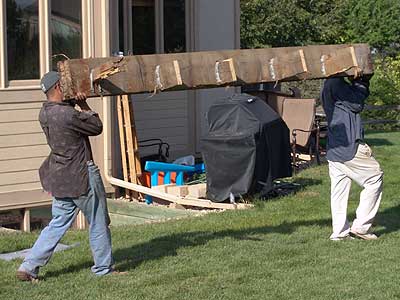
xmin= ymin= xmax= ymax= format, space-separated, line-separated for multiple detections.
xmin=201 ymin=93 xmax=292 ymax=202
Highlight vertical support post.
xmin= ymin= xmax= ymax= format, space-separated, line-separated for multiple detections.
xmin=121 ymin=95 xmax=138 ymax=184
xmin=21 ymin=208 xmax=31 ymax=233
xmin=117 ymin=95 xmax=131 ymax=199
xmin=73 ymin=210 xmax=86 ymax=230
xmin=128 ymin=98 xmax=142 ymax=178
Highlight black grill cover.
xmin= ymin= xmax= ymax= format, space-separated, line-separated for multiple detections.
xmin=201 ymin=94 xmax=292 ymax=202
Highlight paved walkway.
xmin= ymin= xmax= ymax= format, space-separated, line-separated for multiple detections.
xmin=107 ymin=199 xmax=201 ymax=226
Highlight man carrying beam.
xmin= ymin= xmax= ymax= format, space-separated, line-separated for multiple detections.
xmin=16 ymin=71 xmax=117 ymax=281
xmin=321 ymin=75 xmax=384 ymax=241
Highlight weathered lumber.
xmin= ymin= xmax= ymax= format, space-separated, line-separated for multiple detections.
xmin=58 ymin=44 xmax=373 ymax=99
xmin=116 ymin=96 xmax=130 ymax=199
xmin=150 ymin=183 xmax=251 ymax=210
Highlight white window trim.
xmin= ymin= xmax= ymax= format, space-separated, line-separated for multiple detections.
xmin=0 ymin=0 xmax=92 ymax=90
xmin=0 ymin=0 xmax=5 ymax=89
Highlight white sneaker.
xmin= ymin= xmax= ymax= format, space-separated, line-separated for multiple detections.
xmin=330 ymin=235 xmax=354 ymax=241
xmin=350 ymin=230 xmax=378 ymax=240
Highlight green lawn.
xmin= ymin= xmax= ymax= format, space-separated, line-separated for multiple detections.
xmin=1 ymin=131 xmax=400 ymax=300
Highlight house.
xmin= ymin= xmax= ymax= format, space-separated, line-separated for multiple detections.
xmin=0 ymin=0 xmax=240 ymax=214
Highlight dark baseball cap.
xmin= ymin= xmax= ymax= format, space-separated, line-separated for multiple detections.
xmin=40 ymin=71 xmax=60 ymax=93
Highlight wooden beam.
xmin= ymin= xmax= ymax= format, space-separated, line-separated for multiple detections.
xmin=58 ymin=43 xmax=373 ymax=99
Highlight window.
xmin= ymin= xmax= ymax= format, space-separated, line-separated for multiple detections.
xmin=132 ymin=0 xmax=156 ymax=55
xmin=2 ymin=0 xmax=84 ymax=84
xmin=6 ymin=0 xmax=40 ymax=80
xmin=120 ymin=0 xmax=187 ymax=55
xmin=51 ymin=0 xmax=83 ymax=70
xmin=164 ymin=0 xmax=186 ymax=54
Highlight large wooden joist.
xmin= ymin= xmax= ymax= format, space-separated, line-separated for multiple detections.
xmin=58 ymin=43 xmax=373 ymax=99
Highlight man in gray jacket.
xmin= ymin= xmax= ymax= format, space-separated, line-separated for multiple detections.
xmin=17 ymin=71 xmax=115 ymax=281
xmin=321 ymin=76 xmax=383 ymax=241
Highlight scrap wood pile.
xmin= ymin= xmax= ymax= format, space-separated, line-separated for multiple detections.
xmin=58 ymin=43 xmax=374 ymax=210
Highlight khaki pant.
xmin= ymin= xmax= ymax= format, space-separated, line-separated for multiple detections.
xmin=328 ymin=143 xmax=383 ymax=239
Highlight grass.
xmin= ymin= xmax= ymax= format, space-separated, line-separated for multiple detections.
xmin=1 ymin=131 xmax=400 ymax=300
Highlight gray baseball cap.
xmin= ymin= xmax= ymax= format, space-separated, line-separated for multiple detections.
xmin=40 ymin=71 xmax=60 ymax=93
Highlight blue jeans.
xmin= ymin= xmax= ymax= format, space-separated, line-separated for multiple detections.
xmin=19 ymin=162 xmax=114 ymax=277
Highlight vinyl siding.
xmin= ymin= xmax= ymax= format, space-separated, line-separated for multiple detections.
xmin=0 ymin=97 xmax=49 ymax=195
xmin=130 ymin=90 xmax=193 ymax=159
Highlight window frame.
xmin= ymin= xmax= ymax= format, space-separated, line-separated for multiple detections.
xmin=0 ymin=0 xmax=92 ymax=90
xmin=122 ymin=0 xmax=191 ymax=55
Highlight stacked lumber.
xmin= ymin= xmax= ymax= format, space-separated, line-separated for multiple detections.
xmin=58 ymin=44 xmax=373 ymax=99
xmin=151 ymin=183 xmax=251 ymax=210
xmin=116 ymin=95 xmax=142 ymax=199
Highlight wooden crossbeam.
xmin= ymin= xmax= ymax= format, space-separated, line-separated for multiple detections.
xmin=58 ymin=43 xmax=373 ymax=99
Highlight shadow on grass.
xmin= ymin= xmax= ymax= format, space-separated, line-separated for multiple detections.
xmin=44 ymin=202 xmax=400 ymax=278
xmin=364 ymin=138 xmax=394 ymax=146
xmin=262 ymin=178 xmax=322 ymax=200
xmin=41 ymin=217 xmax=331 ymax=278
xmin=112 ymin=218 xmax=331 ymax=272
xmin=375 ymin=204 xmax=400 ymax=235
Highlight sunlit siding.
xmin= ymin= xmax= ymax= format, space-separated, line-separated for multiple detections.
xmin=0 ymin=100 xmax=49 ymax=194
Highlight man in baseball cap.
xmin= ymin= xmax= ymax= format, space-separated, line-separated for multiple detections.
xmin=40 ymin=71 xmax=60 ymax=93
xmin=16 ymin=71 xmax=117 ymax=281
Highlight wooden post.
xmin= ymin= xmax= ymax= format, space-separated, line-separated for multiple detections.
xmin=128 ymin=99 xmax=142 ymax=178
xmin=121 ymin=95 xmax=137 ymax=185
xmin=73 ymin=210 xmax=86 ymax=230
xmin=20 ymin=208 xmax=30 ymax=232
xmin=117 ymin=95 xmax=131 ymax=199
xmin=121 ymin=95 xmax=142 ymax=199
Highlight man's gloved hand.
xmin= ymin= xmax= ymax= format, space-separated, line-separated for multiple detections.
xmin=360 ymin=73 xmax=373 ymax=84
xmin=353 ymin=73 xmax=373 ymax=88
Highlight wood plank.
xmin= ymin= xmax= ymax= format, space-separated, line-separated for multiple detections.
xmin=73 ymin=210 xmax=87 ymax=230
xmin=187 ymin=183 xmax=207 ymax=198
xmin=117 ymin=96 xmax=130 ymax=199
xmin=128 ymin=98 xmax=142 ymax=178
xmin=121 ymin=95 xmax=138 ymax=186
xmin=58 ymin=44 xmax=373 ymax=99
xmin=110 ymin=177 xmax=253 ymax=210
xmin=166 ymin=185 xmax=189 ymax=197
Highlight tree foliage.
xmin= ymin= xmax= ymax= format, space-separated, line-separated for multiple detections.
xmin=345 ymin=0 xmax=400 ymax=56
xmin=241 ymin=0 xmax=400 ymax=128
xmin=241 ymin=0 xmax=400 ymax=56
